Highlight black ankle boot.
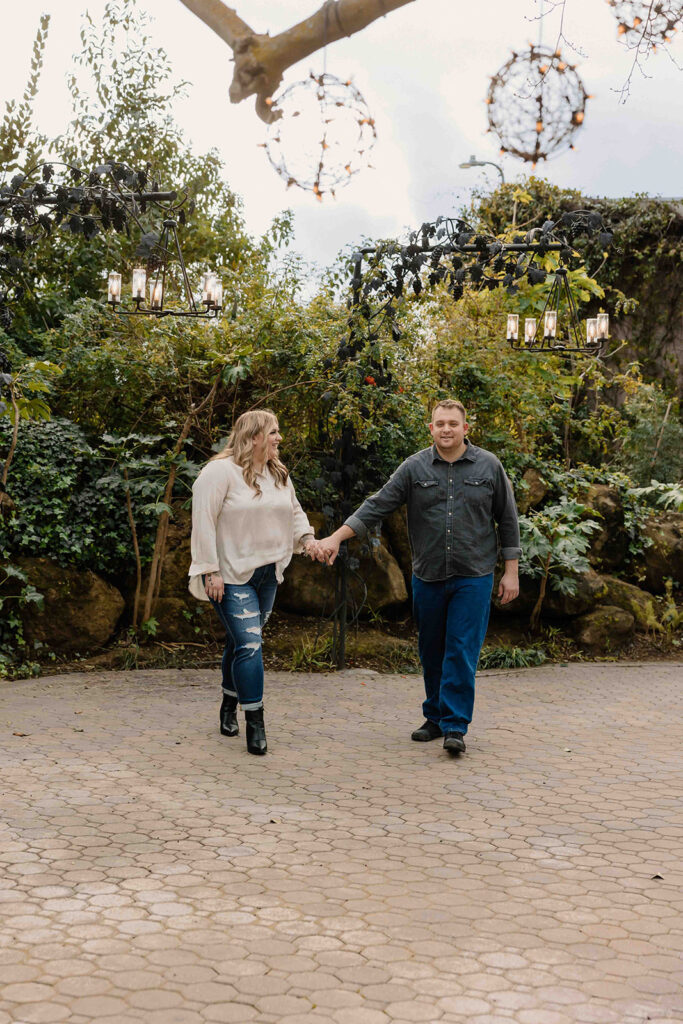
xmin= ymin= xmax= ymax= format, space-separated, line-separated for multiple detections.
xmin=220 ymin=695 xmax=239 ymax=737
xmin=245 ymin=707 xmax=267 ymax=755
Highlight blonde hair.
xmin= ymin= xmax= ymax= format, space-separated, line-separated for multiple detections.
xmin=431 ymin=399 xmax=467 ymax=422
xmin=211 ymin=409 xmax=288 ymax=496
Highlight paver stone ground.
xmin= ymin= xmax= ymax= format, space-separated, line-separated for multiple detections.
xmin=0 ymin=662 xmax=681 ymax=1023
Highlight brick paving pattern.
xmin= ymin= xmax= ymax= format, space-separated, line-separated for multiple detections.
xmin=1 ymin=662 xmax=681 ymax=1024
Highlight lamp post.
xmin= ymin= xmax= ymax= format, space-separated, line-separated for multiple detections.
xmin=459 ymin=154 xmax=505 ymax=183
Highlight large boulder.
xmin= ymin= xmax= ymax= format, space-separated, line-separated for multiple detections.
xmin=633 ymin=512 xmax=683 ymax=594
xmin=493 ymin=571 xmax=538 ymax=616
xmin=278 ymin=536 xmax=407 ymax=616
xmin=517 ymin=468 xmax=548 ymax=514
xmin=495 ymin=568 xmax=606 ymax=620
xmin=123 ymin=511 xmax=222 ymax=642
xmin=573 ymin=605 xmax=635 ymax=653
xmin=543 ymin=568 xmax=608 ymax=618
xmin=148 ymin=596 xmax=222 ymax=644
xmin=583 ymin=484 xmax=629 ymax=570
xmin=599 ymin=575 xmax=662 ymax=631
xmin=149 ymin=507 xmax=408 ymax=625
xmin=383 ymin=508 xmax=413 ymax=583
xmin=16 ymin=557 xmax=124 ymax=654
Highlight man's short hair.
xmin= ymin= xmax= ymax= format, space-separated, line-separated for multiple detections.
xmin=431 ymin=399 xmax=467 ymax=422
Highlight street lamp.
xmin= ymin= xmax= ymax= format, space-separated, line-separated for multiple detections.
xmin=459 ymin=154 xmax=505 ymax=183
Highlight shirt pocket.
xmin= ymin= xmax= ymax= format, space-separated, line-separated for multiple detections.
xmin=463 ymin=478 xmax=493 ymax=506
xmin=413 ymin=478 xmax=441 ymax=507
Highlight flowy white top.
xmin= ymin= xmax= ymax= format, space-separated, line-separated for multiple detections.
xmin=188 ymin=456 xmax=314 ymax=600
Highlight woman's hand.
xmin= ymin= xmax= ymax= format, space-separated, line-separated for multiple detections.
xmin=303 ymin=538 xmax=326 ymax=562
xmin=204 ymin=571 xmax=224 ymax=602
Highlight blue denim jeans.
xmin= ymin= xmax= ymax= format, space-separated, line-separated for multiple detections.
xmin=411 ymin=573 xmax=494 ymax=735
xmin=207 ymin=564 xmax=278 ymax=709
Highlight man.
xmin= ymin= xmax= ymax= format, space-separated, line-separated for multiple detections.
xmin=319 ymin=399 xmax=520 ymax=754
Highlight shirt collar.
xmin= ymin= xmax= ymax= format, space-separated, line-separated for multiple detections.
xmin=431 ymin=439 xmax=477 ymax=464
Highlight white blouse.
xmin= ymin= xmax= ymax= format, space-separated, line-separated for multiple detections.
xmin=188 ymin=456 xmax=314 ymax=599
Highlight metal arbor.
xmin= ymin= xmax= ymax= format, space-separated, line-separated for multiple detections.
xmin=325 ymin=209 xmax=613 ymax=668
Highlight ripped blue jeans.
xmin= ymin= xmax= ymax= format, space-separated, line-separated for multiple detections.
xmin=207 ymin=563 xmax=278 ymax=710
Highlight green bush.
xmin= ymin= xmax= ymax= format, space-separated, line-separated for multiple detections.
xmin=0 ymin=418 xmax=155 ymax=579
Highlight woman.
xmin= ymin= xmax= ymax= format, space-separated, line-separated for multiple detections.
xmin=189 ymin=409 xmax=321 ymax=755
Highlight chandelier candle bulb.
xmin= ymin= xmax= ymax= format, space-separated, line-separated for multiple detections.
xmin=202 ymin=272 xmax=217 ymax=304
xmin=507 ymin=313 xmax=519 ymax=341
xmin=544 ymin=310 xmax=558 ymax=338
xmin=586 ymin=318 xmax=598 ymax=343
xmin=597 ymin=312 xmax=610 ymax=339
xmin=107 ymin=272 xmax=121 ymax=305
xmin=213 ymin=280 xmax=223 ymax=310
xmin=525 ymin=317 xmax=537 ymax=344
xmin=150 ymin=279 xmax=163 ymax=310
xmin=132 ymin=267 xmax=146 ymax=302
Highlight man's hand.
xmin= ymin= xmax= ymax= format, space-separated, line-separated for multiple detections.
xmin=318 ymin=536 xmax=341 ymax=565
xmin=497 ymin=570 xmax=519 ymax=605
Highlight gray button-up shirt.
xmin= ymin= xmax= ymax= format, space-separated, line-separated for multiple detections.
xmin=345 ymin=441 xmax=521 ymax=582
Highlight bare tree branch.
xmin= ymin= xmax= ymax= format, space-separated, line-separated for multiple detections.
xmin=177 ymin=0 xmax=255 ymax=48
xmin=178 ymin=0 xmax=419 ymax=122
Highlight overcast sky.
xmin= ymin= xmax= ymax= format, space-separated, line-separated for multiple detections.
xmin=2 ymin=0 xmax=682 ymax=269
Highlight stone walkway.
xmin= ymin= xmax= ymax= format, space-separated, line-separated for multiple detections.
xmin=1 ymin=663 xmax=682 ymax=1024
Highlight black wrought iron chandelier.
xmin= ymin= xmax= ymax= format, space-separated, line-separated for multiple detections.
xmin=506 ymin=267 xmax=610 ymax=353
xmin=107 ymin=217 xmax=222 ymax=319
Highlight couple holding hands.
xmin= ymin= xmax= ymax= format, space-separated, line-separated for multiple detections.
xmin=189 ymin=403 xmax=520 ymax=756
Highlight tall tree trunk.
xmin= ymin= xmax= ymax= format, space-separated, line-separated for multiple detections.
xmin=529 ymin=551 xmax=553 ymax=635
xmin=142 ymin=375 xmax=222 ymax=625
xmin=124 ymin=467 xmax=143 ymax=630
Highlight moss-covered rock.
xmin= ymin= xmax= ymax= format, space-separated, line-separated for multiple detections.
xmin=633 ymin=512 xmax=683 ymax=593
xmin=599 ymin=575 xmax=662 ymax=632
xmin=518 ymin=468 xmax=548 ymax=514
xmin=17 ymin=557 xmax=124 ymax=654
xmin=383 ymin=508 xmax=413 ymax=584
xmin=278 ymin=537 xmax=407 ymax=617
xmin=583 ymin=484 xmax=628 ymax=570
xmin=544 ymin=568 xmax=608 ymax=618
xmin=573 ymin=604 xmax=635 ymax=653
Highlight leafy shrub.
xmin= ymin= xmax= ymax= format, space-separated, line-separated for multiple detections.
xmin=631 ymin=481 xmax=683 ymax=514
xmin=0 ymin=417 xmax=158 ymax=579
xmin=0 ymin=562 xmax=43 ymax=678
xmin=519 ymin=498 xmax=601 ymax=631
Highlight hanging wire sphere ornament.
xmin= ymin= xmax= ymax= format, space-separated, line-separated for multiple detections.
xmin=606 ymin=0 xmax=683 ymax=46
xmin=263 ymin=72 xmax=377 ymax=200
xmin=486 ymin=46 xmax=589 ymax=164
